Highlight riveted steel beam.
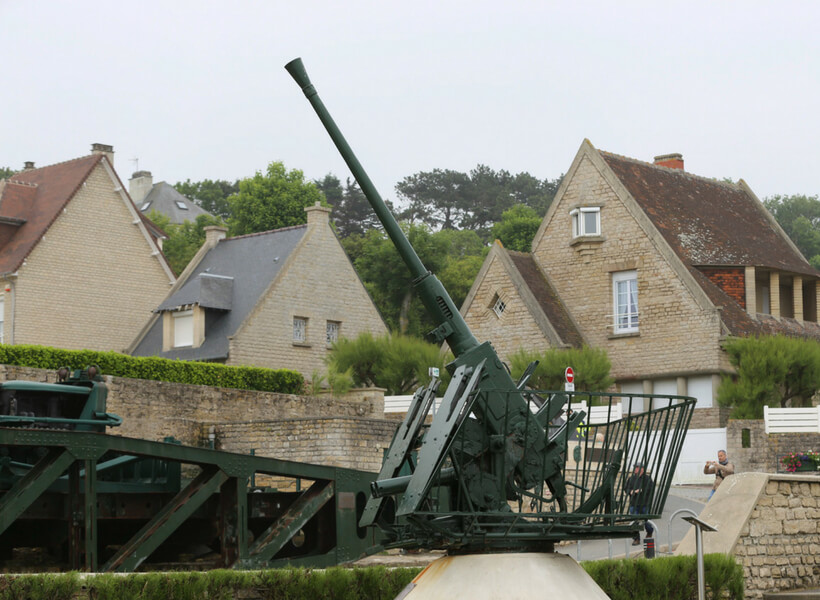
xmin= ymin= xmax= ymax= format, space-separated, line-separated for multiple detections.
xmin=103 ymin=466 xmax=229 ymax=572
xmin=248 ymin=479 xmax=334 ymax=565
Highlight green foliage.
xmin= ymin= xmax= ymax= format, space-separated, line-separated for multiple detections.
xmin=0 ymin=555 xmax=744 ymax=600
xmin=763 ymin=194 xmax=820 ymax=263
xmin=718 ymin=334 xmax=820 ymax=417
xmin=327 ymin=332 xmax=450 ymax=395
xmin=0 ymin=344 xmax=304 ymax=394
xmin=0 ymin=167 xmax=17 ymax=180
xmin=509 ymin=346 xmax=614 ymax=393
xmin=315 ymin=174 xmax=385 ymax=238
xmin=228 ymin=161 xmax=326 ymax=236
xmin=583 ymin=553 xmax=744 ymax=600
xmin=397 ymin=165 xmax=561 ymax=241
xmin=174 ymin=178 xmax=239 ymax=220
xmin=491 ymin=204 xmax=542 ymax=251
xmin=344 ymin=224 xmax=484 ymax=337
xmin=147 ymin=211 xmax=226 ymax=275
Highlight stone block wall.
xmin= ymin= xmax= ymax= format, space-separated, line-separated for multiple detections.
xmin=689 ymin=406 xmax=731 ymax=429
xmin=0 ymin=365 xmax=395 ymax=474
xmin=735 ymin=477 xmax=820 ymax=598
xmin=728 ymin=420 xmax=820 ymax=474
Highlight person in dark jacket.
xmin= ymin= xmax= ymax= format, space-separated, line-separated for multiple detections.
xmin=625 ymin=462 xmax=655 ymax=545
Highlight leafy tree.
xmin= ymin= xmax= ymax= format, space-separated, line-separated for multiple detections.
xmin=174 ymin=178 xmax=239 ymax=220
xmin=315 ymin=174 xmax=383 ymax=238
xmin=345 ymin=224 xmax=484 ymax=337
xmin=763 ymin=194 xmax=820 ymax=264
xmin=148 ymin=211 xmax=226 ymax=275
xmin=228 ymin=162 xmax=326 ymax=236
xmin=327 ymin=332 xmax=450 ymax=395
xmin=0 ymin=167 xmax=17 ymax=179
xmin=491 ymin=204 xmax=542 ymax=251
xmin=396 ymin=165 xmax=561 ymax=241
xmin=717 ymin=335 xmax=820 ymax=418
xmin=508 ymin=346 xmax=614 ymax=393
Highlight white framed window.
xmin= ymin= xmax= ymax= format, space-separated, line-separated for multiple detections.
xmin=326 ymin=321 xmax=340 ymax=346
xmin=492 ymin=295 xmax=507 ymax=318
xmin=612 ymin=270 xmax=639 ymax=333
xmin=140 ymin=201 xmax=152 ymax=211
xmin=175 ymin=200 xmax=189 ymax=210
xmin=173 ymin=310 xmax=194 ymax=347
xmin=293 ymin=317 xmax=307 ymax=343
xmin=570 ymin=207 xmax=601 ymax=237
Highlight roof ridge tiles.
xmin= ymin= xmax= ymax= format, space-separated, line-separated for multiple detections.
xmin=225 ymin=223 xmax=308 ymax=241
xmin=14 ymin=153 xmax=102 ymax=174
xmin=598 ymin=149 xmax=740 ymax=190
xmin=4 ymin=180 xmax=37 ymax=187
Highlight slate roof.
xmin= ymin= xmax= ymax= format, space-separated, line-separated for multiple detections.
xmin=600 ymin=151 xmax=817 ymax=276
xmin=131 ymin=225 xmax=308 ymax=361
xmin=0 ymin=155 xmax=102 ymax=275
xmin=139 ymin=182 xmax=213 ymax=224
xmin=505 ymin=249 xmax=584 ymax=348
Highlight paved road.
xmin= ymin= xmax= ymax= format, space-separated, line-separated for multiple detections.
xmin=556 ymin=485 xmax=710 ymax=562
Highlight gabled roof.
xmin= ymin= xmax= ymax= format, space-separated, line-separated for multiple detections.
xmin=131 ymin=224 xmax=308 ymax=361
xmin=600 ymin=151 xmax=817 ymax=277
xmin=505 ymin=249 xmax=584 ymax=348
xmin=139 ymin=182 xmax=213 ymax=224
xmin=0 ymin=155 xmax=101 ymax=275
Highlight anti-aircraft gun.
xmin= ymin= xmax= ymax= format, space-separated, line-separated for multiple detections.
xmin=286 ymin=58 xmax=696 ymax=553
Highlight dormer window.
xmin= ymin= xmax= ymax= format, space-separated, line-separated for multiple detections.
xmin=140 ymin=201 xmax=152 ymax=211
xmin=175 ymin=201 xmax=189 ymax=210
xmin=570 ymin=207 xmax=600 ymax=238
xmin=172 ymin=310 xmax=194 ymax=347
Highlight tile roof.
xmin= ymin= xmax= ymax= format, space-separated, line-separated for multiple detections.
xmin=131 ymin=224 xmax=308 ymax=361
xmin=0 ymin=155 xmax=102 ymax=275
xmin=600 ymin=151 xmax=818 ymax=277
xmin=505 ymin=249 xmax=584 ymax=348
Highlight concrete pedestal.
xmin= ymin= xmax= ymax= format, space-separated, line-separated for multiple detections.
xmin=397 ymin=552 xmax=610 ymax=599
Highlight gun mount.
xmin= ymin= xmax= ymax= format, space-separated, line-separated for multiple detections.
xmin=287 ymin=57 xmax=696 ymax=553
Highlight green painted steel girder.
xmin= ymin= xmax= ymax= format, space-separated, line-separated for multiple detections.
xmin=103 ymin=467 xmax=229 ymax=572
xmin=0 ymin=448 xmax=75 ymax=537
xmin=248 ymin=479 xmax=335 ymax=565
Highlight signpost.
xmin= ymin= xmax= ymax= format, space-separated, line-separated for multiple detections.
xmin=564 ymin=367 xmax=575 ymax=392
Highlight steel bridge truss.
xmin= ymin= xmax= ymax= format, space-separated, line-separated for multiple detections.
xmin=0 ymin=428 xmax=378 ymax=571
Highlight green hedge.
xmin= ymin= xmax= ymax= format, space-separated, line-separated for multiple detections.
xmin=0 ymin=344 xmax=304 ymax=395
xmin=0 ymin=555 xmax=744 ymax=600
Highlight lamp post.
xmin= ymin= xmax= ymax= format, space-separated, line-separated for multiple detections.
xmin=682 ymin=516 xmax=718 ymax=600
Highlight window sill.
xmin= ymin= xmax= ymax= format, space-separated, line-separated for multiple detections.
xmin=292 ymin=341 xmax=312 ymax=348
xmin=608 ymin=331 xmax=640 ymax=340
xmin=570 ymin=235 xmax=605 ymax=246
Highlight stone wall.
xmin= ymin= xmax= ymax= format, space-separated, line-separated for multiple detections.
xmin=0 ymin=365 xmax=395 ymax=473
xmin=690 ymin=406 xmax=731 ymax=429
xmin=676 ymin=472 xmax=820 ymax=599
xmin=728 ymin=420 xmax=820 ymax=474
xmin=736 ymin=476 xmax=820 ymax=598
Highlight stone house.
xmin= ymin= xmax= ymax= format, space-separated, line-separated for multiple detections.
xmin=129 ymin=170 xmax=215 ymax=225
xmin=128 ymin=203 xmax=388 ymax=377
xmin=462 ymin=139 xmax=820 ymax=413
xmin=0 ymin=144 xmax=175 ymax=351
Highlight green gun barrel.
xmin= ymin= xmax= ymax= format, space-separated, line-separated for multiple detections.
xmin=285 ymin=58 xmax=479 ymax=357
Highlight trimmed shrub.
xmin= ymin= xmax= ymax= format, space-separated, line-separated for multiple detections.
xmin=0 ymin=344 xmax=304 ymax=395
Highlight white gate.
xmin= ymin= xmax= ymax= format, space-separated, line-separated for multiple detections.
xmin=673 ymin=428 xmax=727 ymax=485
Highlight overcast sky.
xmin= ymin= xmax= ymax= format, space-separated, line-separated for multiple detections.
xmin=1 ymin=2 xmax=818 ymax=204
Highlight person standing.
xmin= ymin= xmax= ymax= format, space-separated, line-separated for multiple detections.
xmin=704 ymin=450 xmax=735 ymax=498
xmin=625 ymin=462 xmax=655 ymax=546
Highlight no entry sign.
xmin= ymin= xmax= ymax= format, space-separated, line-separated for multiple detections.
xmin=564 ymin=367 xmax=575 ymax=392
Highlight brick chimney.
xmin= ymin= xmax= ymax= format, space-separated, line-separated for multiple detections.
xmin=23 ymin=161 xmax=35 ymax=171
xmin=204 ymin=225 xmax=228 ymax=247
xmin=654 ymin=153 xmax=684 ymax=170
xmin=91 ymin=143 xmax=114 ymax=165
xmin=305 ymin=201 xmax=331 ymax=227
xmin=129 ymin=170 xmax=154 ymax=205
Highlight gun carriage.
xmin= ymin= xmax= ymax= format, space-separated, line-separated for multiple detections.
xmin=286 ymin=57 xmax=696 ymax=554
